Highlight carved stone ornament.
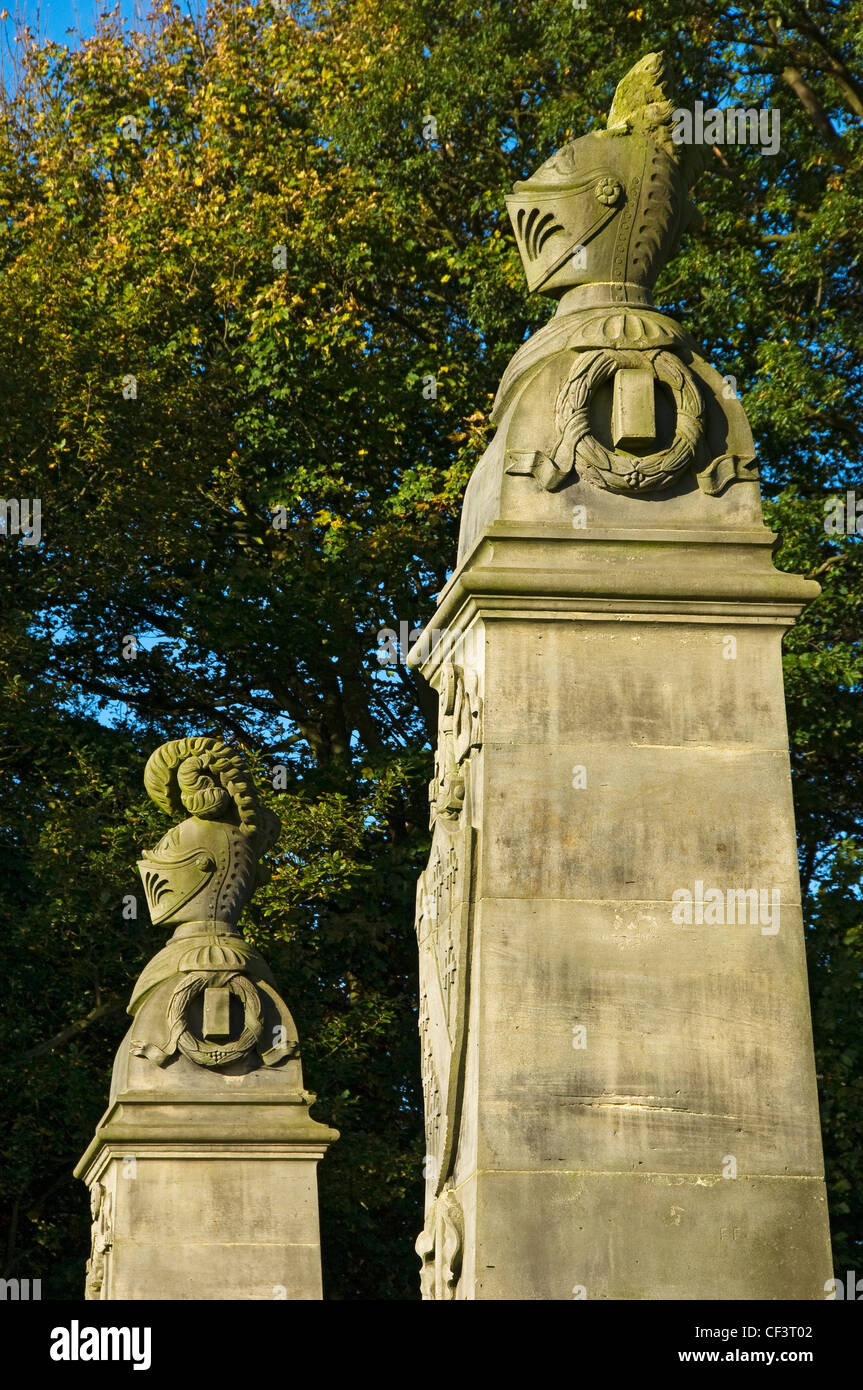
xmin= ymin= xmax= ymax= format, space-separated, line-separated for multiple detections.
xmin=415 ymin=1188 xmax=464 ymax=1301
xmin=497 ymin=51 xmax=757 ymax=497
xmin=428 ymin=661 xmax=482 ymax=828
xmin=84 ymin=1181 xmax=113 ymax=1301
xmin=416 ymin=665 xmax=480 ymax=1208
xmin=551 ymin=346 xmax=703 ymax=493
xmin=128 ymin=737 xmax=297 ymax=1072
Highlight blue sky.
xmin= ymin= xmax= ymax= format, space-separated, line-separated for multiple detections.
xmin=6 ymin=1 xmax=191 ymax=45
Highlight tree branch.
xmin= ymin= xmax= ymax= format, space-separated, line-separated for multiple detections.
xmin=24 ymin=1000 xmax=125 ymax=1060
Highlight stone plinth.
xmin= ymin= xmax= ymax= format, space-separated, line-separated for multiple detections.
xmin=410 ymin=519 xmax=832 ymax=1300
xmin=409 ymin=48 xmax=833 ymax=1302
xmin=75 ymin=737 xmax=337 ymax=1300
xmin=75 ymin=1019 xmax=337 ymax=1301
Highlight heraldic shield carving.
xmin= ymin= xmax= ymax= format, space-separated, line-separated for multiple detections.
xmin=415 ymin=661 xmax=481 ymax=1232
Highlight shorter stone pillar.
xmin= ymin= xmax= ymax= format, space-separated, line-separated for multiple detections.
xmin=74 ymin=737 xmax=336 ymax=1300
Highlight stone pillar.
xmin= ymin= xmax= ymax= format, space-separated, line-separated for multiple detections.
xmin=410 ymin=52 xmax=832 ymax=1301
xmin=75 ymin=738 xmax=336 ymax=1301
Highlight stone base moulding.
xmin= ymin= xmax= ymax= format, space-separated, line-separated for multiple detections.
xmin=74 ymin=736 xmax=337 ymax=1302
xmin=406 ymin=523 xmax=832 ymax=1300
xmin=75 ymin=1096 xmax=336 ymax=1301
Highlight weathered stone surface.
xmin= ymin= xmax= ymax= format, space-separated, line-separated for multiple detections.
xmin=466 ymin=898 xmax=824 ymax=1179
xmin=75 ymin=737 xmax=336 ymax=1300
xmin=411 ymin=576 xmax=831 ymax=1299
xmin=408 ymin=51 xmax=832 ymax=1300
xmin=78 ymin=1144 xmax=328 ymax=1301
xmin=460 ymin=1171 xmax=831 ymax=1301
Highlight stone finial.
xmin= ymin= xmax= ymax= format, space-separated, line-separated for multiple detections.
xmin=137 ymin=736 xmax=279 ymax=931
xmin=128 ymin=737 xmax=293 ymax=1070
xmin=75 ymin=737 xmax=337 ymax=1301
xmin=480 ymin=51 xmax=756 ymax=504
xmin=505 ymin=51 xmax=702 ymax=300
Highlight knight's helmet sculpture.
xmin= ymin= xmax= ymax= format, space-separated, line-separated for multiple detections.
xmin=130 ymin=738 xmax=291 ymax=1069
xmin=76 ymin=737 xmax=336 ymax=1301
xmin=488 ymin=50 xmax=753 ymax=507
xmin=411 ymin=53 xmax=832 ymax=1300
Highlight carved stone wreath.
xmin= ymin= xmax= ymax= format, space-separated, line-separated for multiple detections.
xmin=173 ymin=971 xmax=263 ymax=1067
xmin=553 ymin=346 xmax=704 ymax=493
xmin=134 ymin=969 xmax=265 ymax=1068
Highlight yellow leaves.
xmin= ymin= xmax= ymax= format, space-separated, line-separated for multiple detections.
xmin=313 ymin=509 xmax=345 ymax=530
xmin=627 ymin=8 xmax=643 ymax=18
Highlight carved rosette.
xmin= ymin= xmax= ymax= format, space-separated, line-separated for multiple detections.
xmin=416 ymin=663 xmax=480 ymax=1214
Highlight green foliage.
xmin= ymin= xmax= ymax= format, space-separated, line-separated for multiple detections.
xmin=0 ymin=0 xmax=860 ymax=1295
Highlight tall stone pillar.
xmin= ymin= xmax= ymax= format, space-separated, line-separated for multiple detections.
xmin=410 ymin=53 xmax=832 ymax=1301
xmin=75 ymin=737 xmax=336 ymax=1300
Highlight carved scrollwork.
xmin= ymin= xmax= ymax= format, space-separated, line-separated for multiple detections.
xmin=416 ymin=1189 xmax=464 ymax=1301
xmin=429 ymin=662 xmax=482 ymax=827
xmin=84 ymin=1181 xmax=113 ymax=1301
xmin=416 ymin=661 xmax=480 ymax=1206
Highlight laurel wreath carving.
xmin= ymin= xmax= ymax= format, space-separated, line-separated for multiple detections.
xmin=166 ymin=971 xmax=264 ymax=1068
xmin=553 ymin=347 xmax=704 ymax=492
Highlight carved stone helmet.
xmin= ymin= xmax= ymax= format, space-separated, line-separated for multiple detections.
xmin=137 ymin=738 xmax=280 ymax=932
xmin=506 ymin=52 xmax=703 ymax=297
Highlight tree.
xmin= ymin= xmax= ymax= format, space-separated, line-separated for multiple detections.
xmin=0 ymin=0 xmax=860 ymax=1295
